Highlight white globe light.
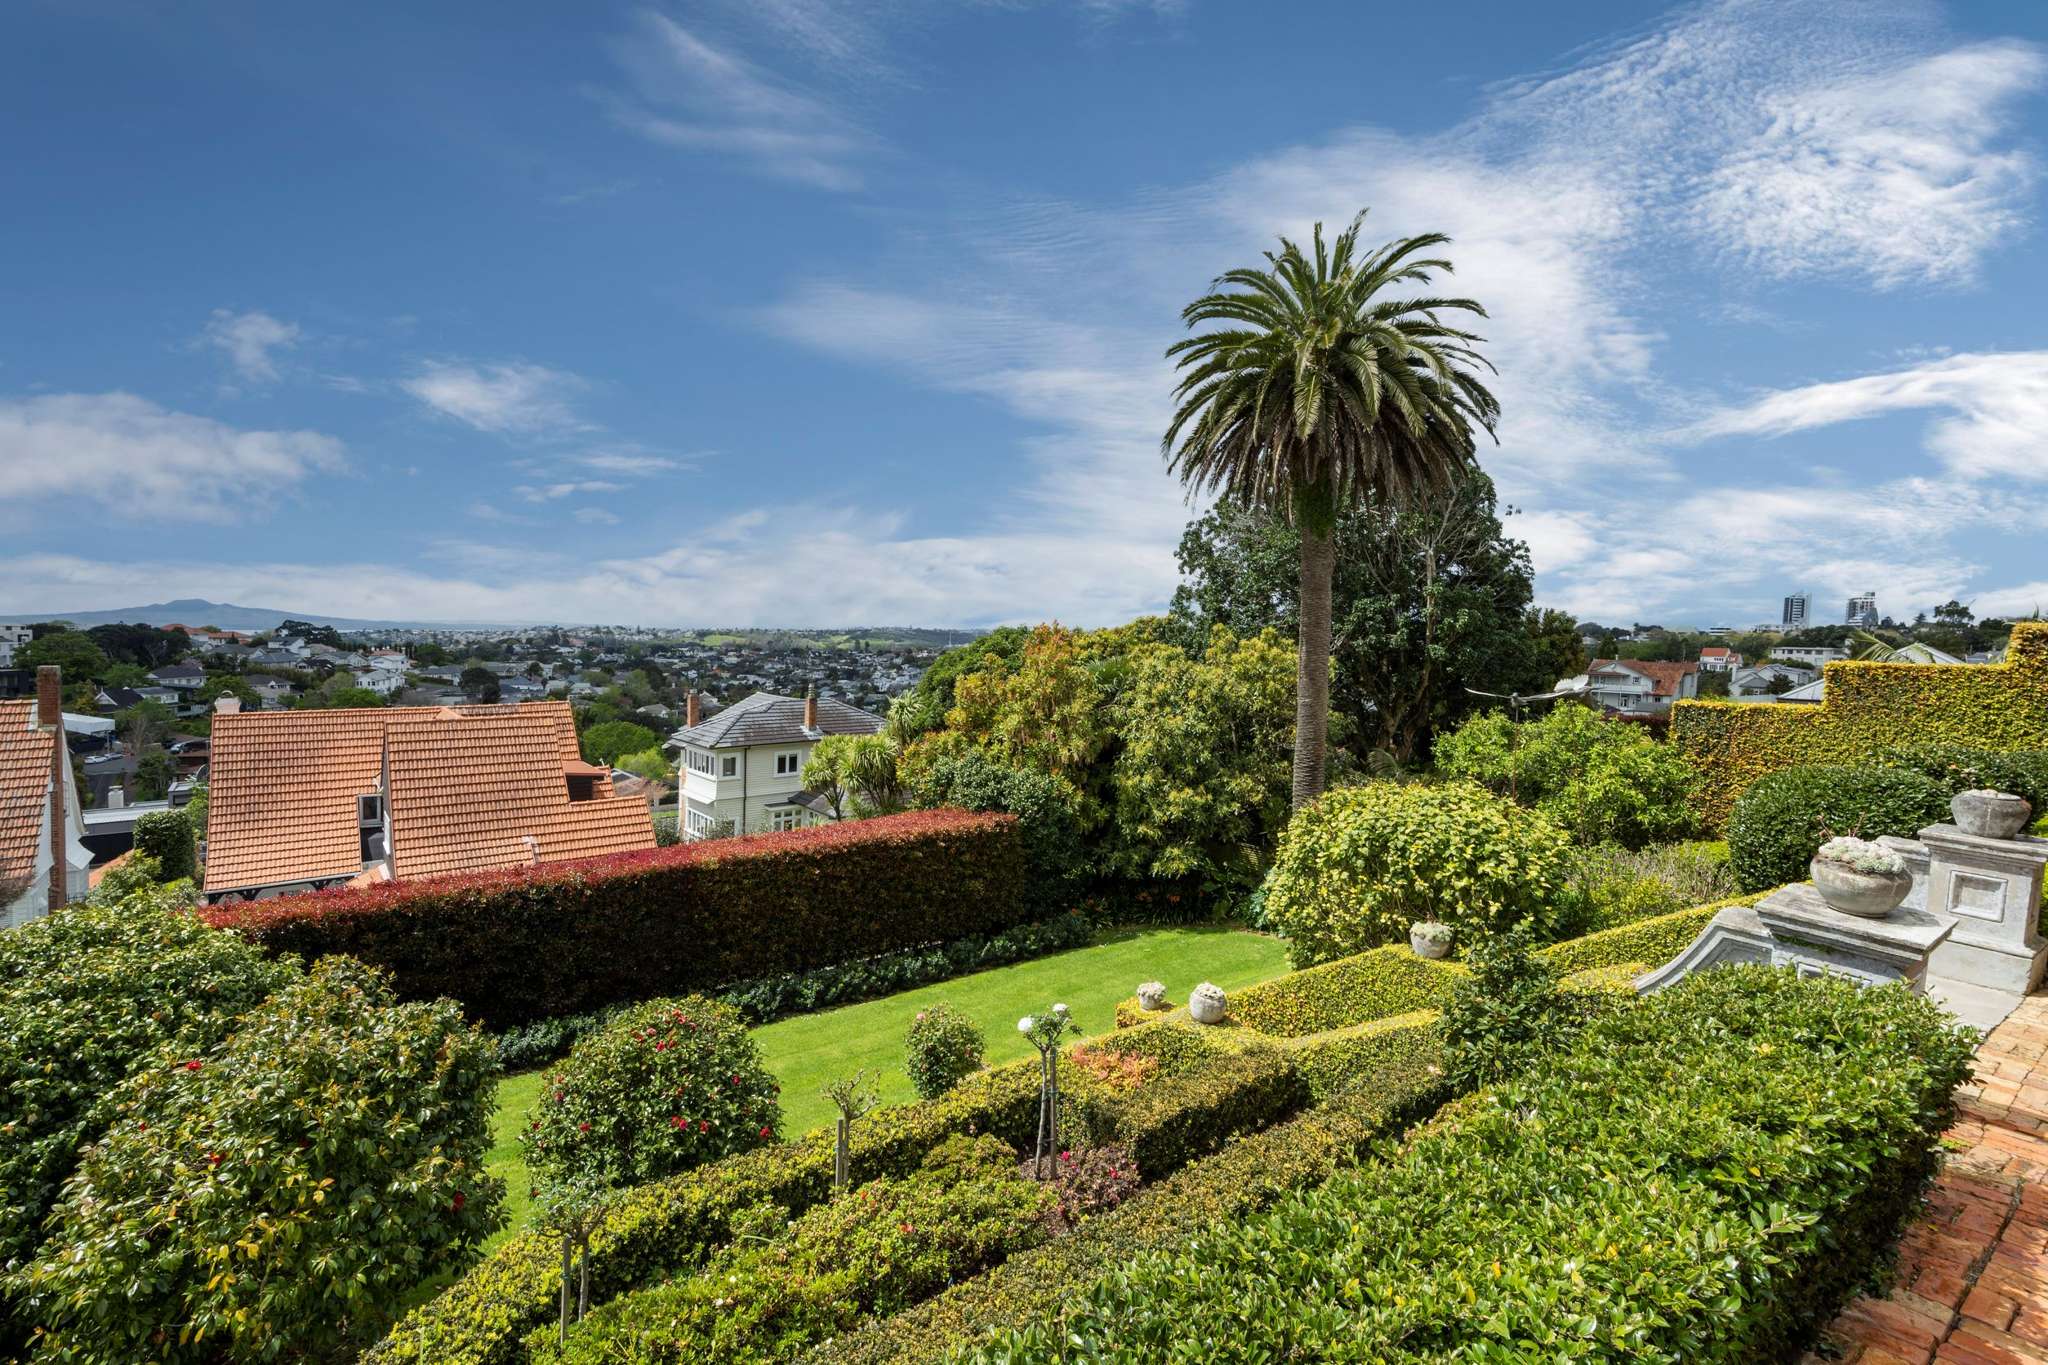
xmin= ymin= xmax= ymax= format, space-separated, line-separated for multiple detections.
xmin=1017 ymin=1016 xmax=1034 ymax=1033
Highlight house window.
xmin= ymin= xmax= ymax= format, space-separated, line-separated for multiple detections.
xmin=686 ymin=748 xmax=714 ymax=775
xmin=686 ymin=808 xmax=711 ymax=837
xmin=775 ymin=751 xmax=801 ymax=776
xmin=769 ymin=807 xmax=803 ymax=832
xmin=721 ymin=756 xmax=738 ymax=777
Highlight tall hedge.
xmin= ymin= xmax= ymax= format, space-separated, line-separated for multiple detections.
xmin=1673 ymin=621 xmax=2048 ymax=829
xmin=130 ymin=808 xmax=196 ymax=883
xmin=206 ymin=810 xmax=1027 ymax=1028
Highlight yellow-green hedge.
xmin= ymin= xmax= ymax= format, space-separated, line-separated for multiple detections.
xmin=1673 ymin=622 xmax=2048 ymax=830
xmin=1227 ymin=943 xmax=1466 ymax=1038
xmin=1532 ymin=892 xmax=1766 ymax=978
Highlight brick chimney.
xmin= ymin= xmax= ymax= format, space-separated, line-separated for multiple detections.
xmin=37 ymin=666 xmax=65 ymax=914
xmin=804 ymin=684 xmax=818 ymax=732
xmin=685 ymin=691 xmax=701 ymax=728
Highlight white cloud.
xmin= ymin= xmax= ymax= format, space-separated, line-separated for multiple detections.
xmin=514 ymin=480 xmax=625 ymax=502
xmin=574 ymin=507 xmax=623 ymax=525
xmin=401 ymin=360 xmax=589 ymax=435
xmin=1973 ymin=581 xmax=2048 ymax=621
xmin=0 ymin=392 xmax=344 ymax=521
xmin=1684 ymin=351 xmax=2048 ymax=482
xmin=604 ymin=12 xmax=875 ymax=190
xmin=565 ymin=448 xmax=690 ymax=476
xmin=199 ymin=309 xmax=300 ymax=384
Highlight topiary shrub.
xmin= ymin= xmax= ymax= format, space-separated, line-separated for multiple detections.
xmin=1434 ymin=704 xmax=1698 ymax=848
xmin=1727 ymin=763 xmax=1948 ymax=893
xmin=11 ymin=957 xmax=502 ymax=1364
xmin=905 ymin=1003 xmax=987 ymax=1100
xmin=0 ymin=888 xmax=295 ymax=1293
xmin=1262 ymin=781 xmax=1572 ymax=966
xmin=523 ymin=995 xmax=781 ymax=1190
xmin=130 ymin=807 xmax=196 ymax=883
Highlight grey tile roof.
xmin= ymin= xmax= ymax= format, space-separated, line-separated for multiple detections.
xmin=671 ymin=691 xmax=882 ymax=750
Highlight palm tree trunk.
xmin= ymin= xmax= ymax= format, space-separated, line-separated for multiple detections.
xmin=1293 ymin=523 xmax=1334 ymax=808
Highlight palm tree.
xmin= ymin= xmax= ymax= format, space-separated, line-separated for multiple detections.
xmin=1164 ymin=212 xmax=1499 ymax=808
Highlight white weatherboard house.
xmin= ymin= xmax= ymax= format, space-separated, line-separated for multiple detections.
xmin=671 ymin=688 xmax=883 ymax=840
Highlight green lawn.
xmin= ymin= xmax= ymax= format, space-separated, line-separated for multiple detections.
xmin=483 ymin=924 xmax=1290 ymax=1248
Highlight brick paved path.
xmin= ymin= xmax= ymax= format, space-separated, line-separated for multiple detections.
xmin=1810 ymin=994 xmax=2048 ymax=1365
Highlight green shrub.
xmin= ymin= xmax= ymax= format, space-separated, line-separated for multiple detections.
xmin=811 ymin=1044 xmax=1450 ymax=1364
xmin=0 ymin=890 xmax=294 ymax=1288
xmin=650 ymin=810 xmax=680 ymax=846
xmin=1280 ymin=1010 xmax=1442 ymax=1103
xmin=903 ymin=1002 xmax=986 ymax=1100
xmin=129 ymin=807 xmax=196 ymax=883
xmin=1557 ymin=839 xmax=1738 ymax=936
xmin=523 ymin=996 xmax=780 ymax=1191
xmin=530 ymin=1136 xmax=1050 ymax=1365
xmin=1262 ymin=781 xmax=1572 ymax=965
xmin=364 ymin=1060 xmax=1071 ymax=1365
xmin=900 ymin=750 xmax=1087 ymax=915
xmin=1440 ymin=925 xmax=1591 ymax=1089
xmin=13 ymin=958 xmax=502 ymax=1365
xmin=1874 ymin=742 xmax=2048 ymax=811
xmin=1228 ymin=943 xmax=1463 ymax=1037
xmin=1728 ymin=763 xmax=1948 ymax=892
xmin=977 ymin=966 xmax=1975 ymax=1363
xmin=1435 ymin=704 xmax=1698 ymax=848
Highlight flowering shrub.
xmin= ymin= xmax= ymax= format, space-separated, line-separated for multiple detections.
xmin=207 ymin=809 xmax=1028 ymax=1028
xmin=1262 ymin=781 xmax=1572 ymax=966
xmin=1028 ymin=1144 xmax=1142 ymax=1233
xmin=526 ymin=1133 xmax=1051 ymax=1364
xmin=905 ymin=1003 xmax=987 ymax=1100
xmin=0 ymin=888 xmax=294 ymax=1278
xmin=12 ymin=958 xmax=501 ymax=1364
xmin=523 ymin=995 xmax=781 ymax=1190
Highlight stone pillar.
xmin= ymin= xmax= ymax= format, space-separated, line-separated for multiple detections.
xmin=1921 ymin=824 xmax=2048 ymax=995
xmin=1877 ymin=834 xmax=1930 ymax=912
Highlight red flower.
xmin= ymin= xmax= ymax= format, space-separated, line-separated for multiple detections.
xmin=671 ymin=1115 xmax=687 ymax=1129
xmin=900 ymin=1222 xmax=913 ymax=1234
xmin=206 ymin=1152 xmax=221 ymax=1166
xmin=183 ymin=1060 xmax=203 ymax=1072
xmin=697 ymin=1119 xmax=709 ymax=1132
xmin=759 ymin=1125 xmax=772 ymax=1138
xmin=452 ymin=1192 xmax=466 ymax=1212
xmin=578 ymin=1122 xmax=590 ymax=1133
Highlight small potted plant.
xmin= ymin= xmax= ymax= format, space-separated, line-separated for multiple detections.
xmin=1810 ymin=835 xmax=1912 ymax=918
xmin=1952 ymin=788 xmax=2034 ymax=841
xmin=1409 ymin=920 xmax=1454 ymax=960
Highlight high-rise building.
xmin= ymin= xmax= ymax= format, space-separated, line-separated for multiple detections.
xmin=1846 ymin=591 xmax=1877 ymax=628
xmin=1781 ymin=593 xmax=1811 ymax=629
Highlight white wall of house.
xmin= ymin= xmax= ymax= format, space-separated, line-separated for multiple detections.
xmin=4 ymin=745 xmax=91 ymax=930
xmin=680 ymin=740 xmax=818 ymax=839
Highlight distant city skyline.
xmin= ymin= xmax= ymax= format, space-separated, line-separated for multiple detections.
xmin=3 ymin=2 xmax=2046 ymax=628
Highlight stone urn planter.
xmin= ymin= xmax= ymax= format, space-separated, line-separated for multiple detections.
xmin=1952 ymin=789 xmax=2034 ymax=840
xmin=1136 ymin=981 xmax=1168 ymax=1013
xmin=1409 ymin=921 xmax=1453 ymax=960
xmin=1188 ymin=981 xmax=1227 ymax=1025
xmin=1810 ymin=836 xmax=1911 ymax=919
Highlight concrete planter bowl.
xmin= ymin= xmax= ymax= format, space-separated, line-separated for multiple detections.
xmin=1409 ymin=921 xmax=1453 ymax=960
xmin=1811 ymin=857 xmax=1912 ymax=919
xmin=1952 ymin=789 xmax=2034 ymax=841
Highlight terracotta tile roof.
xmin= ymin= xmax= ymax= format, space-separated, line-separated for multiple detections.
xmin=0 ymin=700 xmax=57 ymax=899
xmin=1589 ymin=658 xmax=1701 ymax=698
xmin=203 ymin=701 xmax=653 ymax=895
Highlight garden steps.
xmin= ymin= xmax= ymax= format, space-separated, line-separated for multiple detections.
xmin=1810 ymin=993 xmax=2048 ymax=1365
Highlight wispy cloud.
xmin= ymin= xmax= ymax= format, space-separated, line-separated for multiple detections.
xmin=401 ymin=360 xmax=590 ymax=435
xmin=565 ymin=448 xmax=692 ymax=476
xmin=198 ymin=308 xmax=300 ymax=384
xmin=603 ymin=11 xmax=876 ymax=191
xmin=514 ymin=480 xmax=625 ymax=502
xmin=574 ymin=507 xmax=623 ymax=525
xmin=0 ymin=392 xmax=344 ymax=521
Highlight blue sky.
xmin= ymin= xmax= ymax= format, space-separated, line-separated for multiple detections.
xmin=3 ymin=0 xmax=2046 ymax=628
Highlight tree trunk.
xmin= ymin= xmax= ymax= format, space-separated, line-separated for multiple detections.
xmin=1293 ymin=524 xmax=1335 ymax=808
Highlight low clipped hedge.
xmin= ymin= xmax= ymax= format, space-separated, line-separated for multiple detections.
xmin=365 ymin=1061 xmax=1057 ymax=1365
xmin=1728 ymin=764 xmax=1948 ymax=892
xmin=1093 ymin=1044 xmax=1304 ymax=1175
xmin=808 ymin=1042 xmax=1450 ymax=1364
xmin=1532 ymin=892 xmax=1765 ymax=978
xmin=1228 ymin=943 xmax=1464 ymax=1037
xmin=975 ymin=966 xmax=1975 ymax=1363
xmin=1280 ymin=1010 xmax=1441 ymax=1103
xmin=208 ymin=810 xmax=1027 ymax=1028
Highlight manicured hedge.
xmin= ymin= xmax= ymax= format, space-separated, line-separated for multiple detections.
xmin=1093 ymin=1045 xmax=1305 ymax=1175
xmin=1279 ymin=1010 xmax=1441 ymax=1103
xmin=1672 ymin=621 xmax=2048 ymax=829
xmin=809 ymin=1042 xmax=1450 ymax=1364
xmin=208 ymin=810 xmax=1027 ymax=1028
xmin=975 ymin=966 xmax=1975 ymax=1362
xmin=1227 ymin=943 xmax=1464 ymax=1037
xmin=364 ymin=1058 xmax=1061 ymax=1365
xmin=1532 ymin=892 xmax=1766 ymax=978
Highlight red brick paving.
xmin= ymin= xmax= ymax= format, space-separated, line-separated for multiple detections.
xmin=1810 ymin=995 xmax=2048 ymax=1365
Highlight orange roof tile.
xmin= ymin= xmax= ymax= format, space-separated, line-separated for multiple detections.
xmin=0 ymin=700 xmax=58 ymax=899
xmin=202 ymin=700 xmax=653 ymax=895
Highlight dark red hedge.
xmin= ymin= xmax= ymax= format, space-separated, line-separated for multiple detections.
xmin=204 ymin=809 xmax=1026 ymax=1029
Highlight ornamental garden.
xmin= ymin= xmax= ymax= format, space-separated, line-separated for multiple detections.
xmin=2 ymin=623 xmax=2045 ymax=1363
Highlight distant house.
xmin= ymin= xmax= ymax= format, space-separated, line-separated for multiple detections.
xmin=242 ymin=675 xmax=296 ymax=708
xmin=1697 ymin=646 xmax=1742 ymax=673
xmin=2 ymin=672 xmax=91 ymax=929
xmin=1883 ymin=642 xmax=1967 ymax=666
xmin=1728 ymin=662 xmax=1815 ymax=701
xmin=148 ymin=662 xmax=208 ymax=692
xmin=1576 ymin=659 xmax=1700 ymax=715
xmin=670 ymin=689 xmax=883 ymax=840
xmin=1769 ymin=645 xmax=1848 ymax=667
xmin=0 ymin=624 xmax=30 ymax=669
xmin=201 ymin=699 xmax=656 ymax=903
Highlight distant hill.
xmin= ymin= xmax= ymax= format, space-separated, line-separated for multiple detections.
xmin=0 ymin=599 xmax=447 ymax=631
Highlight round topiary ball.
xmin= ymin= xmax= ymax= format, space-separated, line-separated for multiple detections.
xmin=904 ymin=1002 xmax=986 ymax=1100
xmin=1262 ymin=780 xmax=1572 ymax=966
xmin=1727 ymin=763 xmax=1949 ymax=893
xmin=523 ymin=995 xmax=781 ymax=1190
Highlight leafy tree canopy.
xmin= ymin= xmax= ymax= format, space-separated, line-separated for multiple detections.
xmin=581 ymin=720 xmax=659 ymax=768
xmin=18 ymin=629 xmax=109 ymax=683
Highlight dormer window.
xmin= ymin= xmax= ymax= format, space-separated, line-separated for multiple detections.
xmin=566 ymin=774 xmax=596 ymax=802
xmin=358 ymin=793 xmax=384 ymax=863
